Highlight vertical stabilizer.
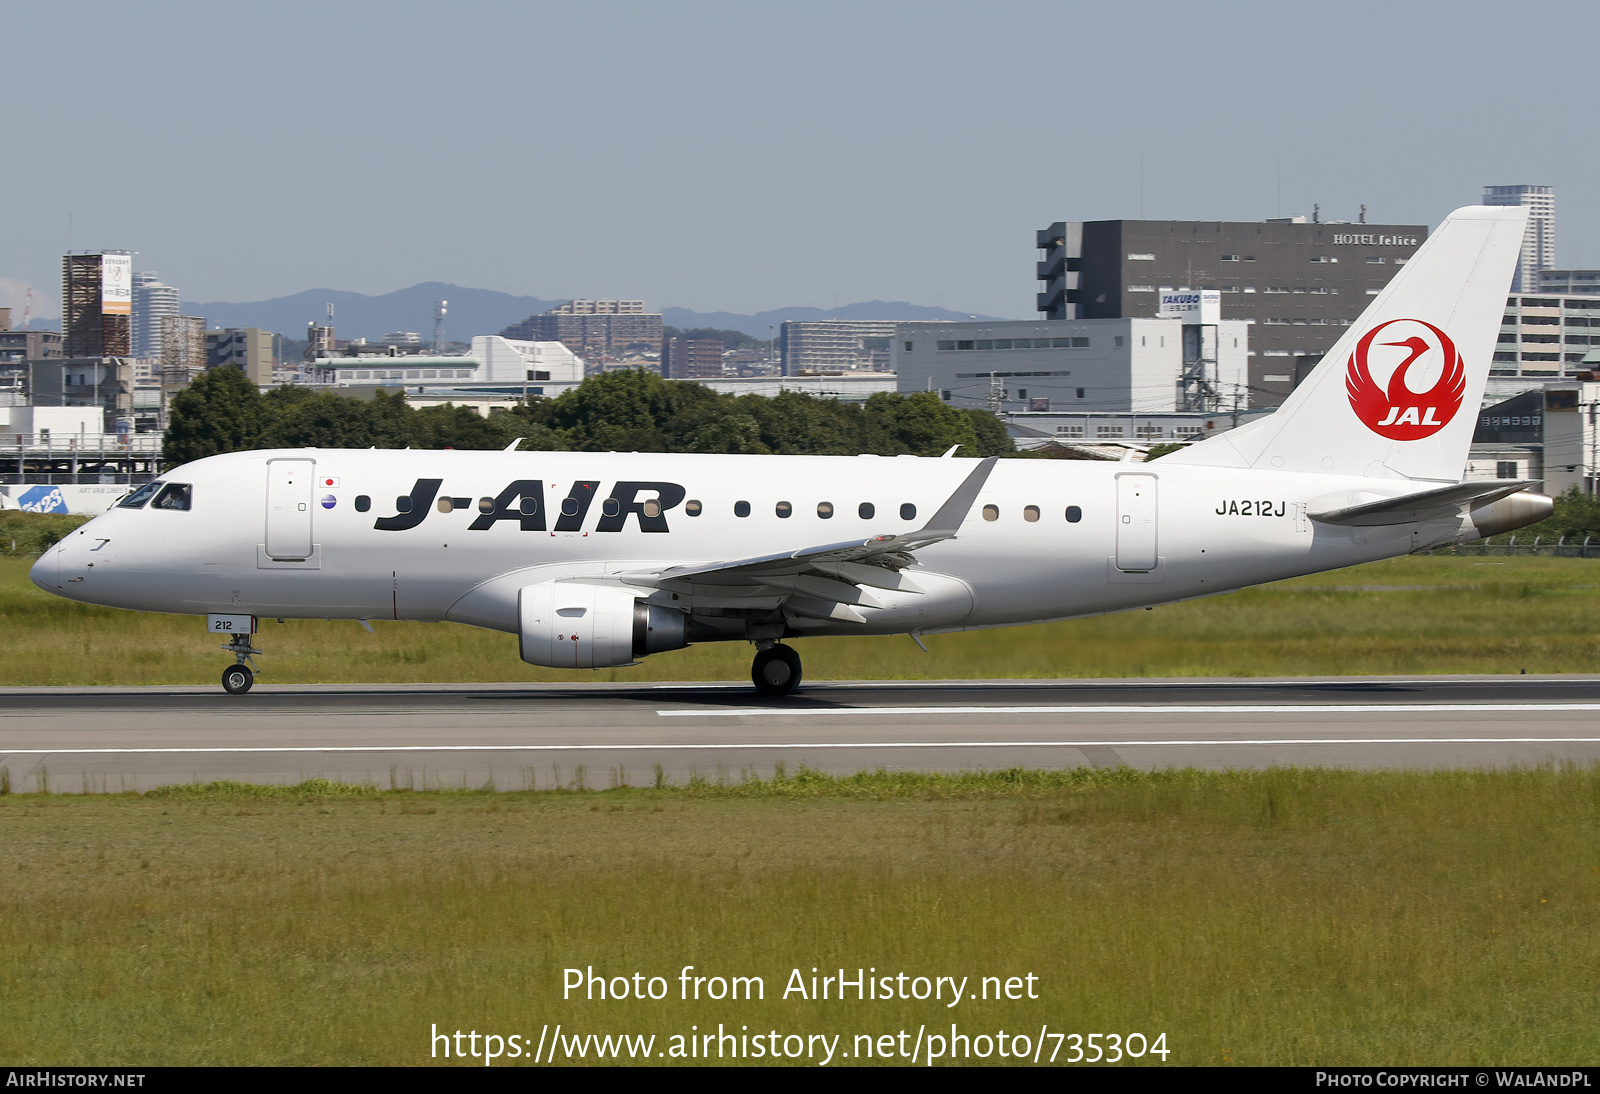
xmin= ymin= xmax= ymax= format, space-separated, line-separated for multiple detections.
xmin=1165 ymin=205 xmax=1528 ymax=481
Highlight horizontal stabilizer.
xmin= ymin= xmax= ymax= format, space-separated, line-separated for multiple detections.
xmin=1308 ymin=479 xmax=1539 ymax=527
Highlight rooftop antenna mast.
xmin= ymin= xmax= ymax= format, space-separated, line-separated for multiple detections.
xmin=434 ymin=300 xmax=447 ymax=354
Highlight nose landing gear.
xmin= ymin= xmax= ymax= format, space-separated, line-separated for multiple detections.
xmin=221 ymin=633 xmax=262 ymax=695
xmin=751 ymin=642 xmax=802 ymax=697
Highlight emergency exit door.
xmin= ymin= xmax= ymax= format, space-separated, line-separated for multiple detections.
xmin=265 ymin=459 xmax=315 ymax=560
xmin=1115 ymin=473 xmax=1158 ymax=572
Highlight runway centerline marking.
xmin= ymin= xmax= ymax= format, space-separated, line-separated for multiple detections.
xmin=657 ymin=703 xmax=1600 ymax=717
xmin=5 ymin=737 xmax=1600 ymax=756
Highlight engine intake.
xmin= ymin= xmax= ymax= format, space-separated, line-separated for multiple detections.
xmin=518 ymin=581 xmax=687 ymax=669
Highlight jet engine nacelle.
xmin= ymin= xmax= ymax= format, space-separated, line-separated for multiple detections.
xmin=518 ymin=581 xmax=688 ymax=669
xmin=1466 ymin=490 xmax=1554 ymax=539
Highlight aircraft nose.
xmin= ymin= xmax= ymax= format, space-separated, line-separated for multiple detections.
xmin=30 ymin=542 xmax=61 ymax=592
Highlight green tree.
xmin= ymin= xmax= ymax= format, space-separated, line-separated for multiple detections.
xmin=163 ymin=367 xmax=268 ymax=466
xmin=862 ymin=391 xmax=981 ymax=456
xmin=963 ymin=408 xmax=1016 ymax=457
xmin=543 ymin=369 xmax=717 ymax=451
xmin=259 ymin=391 xmax=409 ymax=449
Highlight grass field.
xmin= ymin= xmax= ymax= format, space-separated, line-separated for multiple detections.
xmin=3 ymin=554 xmax=1600 ymax=685
xmin=2 ymin=769 xmax=1598 ymax=1066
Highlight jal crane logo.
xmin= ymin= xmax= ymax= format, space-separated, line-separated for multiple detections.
xmin=1345 ymin=318 xmax=1465 ymax=440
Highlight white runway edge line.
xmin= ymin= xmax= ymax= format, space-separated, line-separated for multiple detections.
xmin=8 ymin=737 xmax=1600 ymax=757
xmin=657 ymin=703 xmax=1600 ymax=718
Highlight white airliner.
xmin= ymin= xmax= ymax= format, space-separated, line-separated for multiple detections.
xmin=32 ymin=205 xmax=1549 ymax=696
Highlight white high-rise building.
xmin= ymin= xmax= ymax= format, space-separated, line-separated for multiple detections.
xmin=1483 ymin=185 xmax=1554 ymax=292
xmin=132 ymin=271 xmax=181 ymax=359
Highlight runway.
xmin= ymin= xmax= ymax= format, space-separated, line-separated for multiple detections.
xmin=3 ymin=675 xmax=1600 ymax=792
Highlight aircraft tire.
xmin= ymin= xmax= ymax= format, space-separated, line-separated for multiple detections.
xmin=752 ymin=644 xmax=802 ymax=697
xmin=222 ymin=664 xmax=254 ymax=695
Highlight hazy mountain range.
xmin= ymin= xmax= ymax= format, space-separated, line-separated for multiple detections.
xmin=172 ymin=282 xmax=1009 ymax=342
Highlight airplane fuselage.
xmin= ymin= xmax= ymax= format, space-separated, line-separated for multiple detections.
xmin=36 ymin=447 xmax=1447 ymax=639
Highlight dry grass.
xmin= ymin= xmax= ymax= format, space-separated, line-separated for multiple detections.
xmin=2 ymin=555 xmax=1599 ymax=684
xmin=1 ymin=768 xmax=1597 ymax=1065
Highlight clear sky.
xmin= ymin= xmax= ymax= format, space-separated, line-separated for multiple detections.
xmin=2 ymin=0 xmax=1593 ymax=323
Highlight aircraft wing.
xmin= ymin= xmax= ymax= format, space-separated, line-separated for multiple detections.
xmin=1308 ymin=479 xmax=1540 ymax=527
xmin=616 ymin=457 xmax=999 ymax=623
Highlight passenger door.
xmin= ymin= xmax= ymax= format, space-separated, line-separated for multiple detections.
xmin=265 ymin=459 xmax=315 ymax=560
xmin=1115 ymin=472 xmax=1158 ymax=572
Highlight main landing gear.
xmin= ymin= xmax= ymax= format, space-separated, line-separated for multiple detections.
xmin=752 ymin=642 xmax=802 ymax=697
xmin=221 ymin=633 xmax=262 ymax=695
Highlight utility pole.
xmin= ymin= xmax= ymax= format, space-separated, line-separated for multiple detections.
xmin=986 ymin=371 xmax=1006 ymax=415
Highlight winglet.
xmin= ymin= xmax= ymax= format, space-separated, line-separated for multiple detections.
xmin=913 ymin=456 xmax=999 ymax=541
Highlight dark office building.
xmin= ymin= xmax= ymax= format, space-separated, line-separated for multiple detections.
xmin=62 ymin=251 xmax=133 ymax=358
xmin=1036 ymin=217 xmax=1427 ymax=406
xmin=661 ymin=337 xmax=724 ymax=379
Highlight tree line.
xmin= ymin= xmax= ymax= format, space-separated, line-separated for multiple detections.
xmin=163 ymin=366 xmax=1016 ymax=466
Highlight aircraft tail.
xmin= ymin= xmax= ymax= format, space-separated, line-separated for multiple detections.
xmin=1165 ymin=204 xmax=1529 ymax=482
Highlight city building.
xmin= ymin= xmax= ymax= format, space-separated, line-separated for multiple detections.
xmin=1494 ymin=293 xmax=1600 ymax=379
xmin=1483 ymin=185 xmax=1554 ymax=292
xmin=381 ymin=331 xmax=423 ymax=348
xmin=778 ymin=320 xmax=905 ymax=375
xmin=62 ymin=251 xmax=132 ymax=358
xmin=500 ymin=300 xmax=664 ymax=361
xmin=132 ymin=271 xmax=180 ymax=358
xmin=159 ymin=316 xmax=206 ymax=389
xmin=893 ymin=317 xmax=1249 ymax=416
xmin=206 ymin=327 xmax=274 ymax=385
xmin=661 ymin=337 xmax=725 ymax=379
xmin=1538 ymin=381 xmax=1600 ymax=495
xmin=1536 ymin=270 xmax=1600 ymax=295
xmin=0 ymin=326 xmax=63 ymax=364
xmin=1035 ymin=216 xmax=1425 ymax=406
xmin=311 ymin=336 xmax=583 ymax=390
xmin=1007 ymin=407 xmax=1270 ymax=449
xmin=22 ymin=358 xmax=135 ymax=432
xmin=305 ymin=322 xmax=336 ymax=362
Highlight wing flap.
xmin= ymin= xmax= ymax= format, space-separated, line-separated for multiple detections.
xmin=616 ymin=456 xmax=998 ymax=626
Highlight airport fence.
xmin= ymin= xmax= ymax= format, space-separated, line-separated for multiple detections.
xmin=1427 ymin=536 xmax=1600 ymax=558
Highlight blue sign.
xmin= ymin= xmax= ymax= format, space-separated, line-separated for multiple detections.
xmin=17 ymin=486 xmax=68 ymax=514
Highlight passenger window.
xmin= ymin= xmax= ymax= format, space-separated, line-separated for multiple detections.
xmin=859 ymin=502 xmax=875 ymax=519
xmin=478 ymin=497 xmax=495 ymax=513
xmin=1024 ymin=505 xmax=1040 ymax=523
xmin=117 ymin=481 xmax=163 ymax=510
xmin=355 ymin=495 xmax=371 ymax=513
xmin=437 ymin=497 xmax=453 ymax=513
xmin=776 ymin=501 xmax=792 ymax=518
xmin=642 ymin=499 xmax=662 ymax=518
xmin=982 ymin=504 xmax=999 ymax=521
xmin=686 ymin=499 xmax=703 ymax=516
xmin=817 ymin=502 xmax=834 ymax=519
xmin=602 ymin=498 xmax=621 ymax=517
xmin=152 ymin=483 xmax=192 ymax=511
xmin=735 ymin=500 xmax=751 ymax=517
xmin=396 ymin=496 xmax=413 ymax=514
xmin=900 ymin=503 xmax=916 ymax=520
xmin=519 ymin=497 xmax=538 ymax=515
xmin=1066 ymin=505 xmax=1083 ymax=523
xmin=561 ymin=497 xmax=580 ymax=517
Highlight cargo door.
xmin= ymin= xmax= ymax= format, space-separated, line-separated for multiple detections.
xmin=265 ymin=458 xmax=315 ymax=560
xmin=1115 ymin=473 xmax=1158 ymax=572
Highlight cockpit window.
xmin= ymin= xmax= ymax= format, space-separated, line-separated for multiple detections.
xmin=152 ymin=483 xmax=193 ymax=511
xmin=118 ymin=481 xmax=164 ymax=509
